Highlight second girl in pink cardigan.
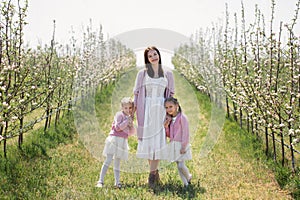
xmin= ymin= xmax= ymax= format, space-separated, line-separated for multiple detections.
xmin=164 ymin=97 xmax=192 ymax=187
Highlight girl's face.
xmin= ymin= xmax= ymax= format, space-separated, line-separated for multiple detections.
xmin=147 ymin=50 xmax=160 ymax=66
xmin=165 ymin=101 xmax=178 ymax=117
xmin=122 ymin=103 xmax=133 ymax=116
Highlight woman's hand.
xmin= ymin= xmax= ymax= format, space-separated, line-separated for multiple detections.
xmin=180 ymin=147 xmax=186 ymax=154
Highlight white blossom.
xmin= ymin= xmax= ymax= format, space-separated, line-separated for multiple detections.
xmin=11 ymin=116 xmax=18 ymax=121
xmin=2 ymin=102 xmax=9 ymax=107
xmin=279 ymin=123 xmax=285 ymax=128
xmin=292 ymin=138 xmax=300 ymax=145
xmin=285 ymin=104 xmax=292 ymax=110
xmin=0 ymin=86 xmax=6 ymax=91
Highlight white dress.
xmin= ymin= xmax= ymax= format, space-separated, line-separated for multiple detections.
xmin=137 ymin=74 xmax=168 ymax=160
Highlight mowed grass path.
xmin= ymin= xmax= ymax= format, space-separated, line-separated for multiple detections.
xmin=0 ymin=68 xmax=293 ymax=199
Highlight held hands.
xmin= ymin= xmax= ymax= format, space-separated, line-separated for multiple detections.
xmin=180 ymin=147 xmax=186 ymax=154
xmin=129 ymin=108 xmax=135 ymax=121
xmin=127 ymin=115 xmax=133 ymax=128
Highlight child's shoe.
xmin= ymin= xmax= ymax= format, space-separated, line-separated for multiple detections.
xmin=114 ymin=182 xmax=122 ymax=189
xmin=96 ymin=182 xmax=104 ymax=188
xmin=188 ymin=174 xmax=192 ymax=184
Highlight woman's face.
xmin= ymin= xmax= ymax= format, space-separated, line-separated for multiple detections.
xmin=147 ymin=50 xmax=160 ymax=66
xmin=165 ymin=101 xmax=178 ymax=117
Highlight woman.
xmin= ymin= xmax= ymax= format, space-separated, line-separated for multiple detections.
xmin=133 ymin=46 xmax=175 ymax=188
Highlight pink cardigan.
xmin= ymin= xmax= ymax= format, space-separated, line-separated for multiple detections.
xmin=110 ymin=111 xmax=135 ymax=138
xmin=165 ymin=112 xmax=190 ymax=149
xmin=133 ymin=68 xmax=175 ymax=139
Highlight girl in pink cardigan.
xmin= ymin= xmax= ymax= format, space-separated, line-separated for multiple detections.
xmin=96 ymin=97 xmax=135 ymax=188
xmin=164 ymin=97 xmax=192 ymax=187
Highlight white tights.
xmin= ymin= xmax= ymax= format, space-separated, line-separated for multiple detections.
xmin=98 ymin=154 xmax=121 ymax=185
xmin=176 ymin=161 xmax=191 ymax=186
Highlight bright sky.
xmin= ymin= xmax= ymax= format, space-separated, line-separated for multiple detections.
xmin=24 ymin=0 xmax=300 ymax=47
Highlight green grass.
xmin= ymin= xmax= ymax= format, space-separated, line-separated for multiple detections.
xmin=0 ymin=69 xmax=297 ymax=199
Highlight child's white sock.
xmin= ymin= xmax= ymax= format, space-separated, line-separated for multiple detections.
xmin=113 ymin=158 xmax=121 ymax=184
xmin=177 ymin=161 xmax=191 ymax=186
xmin=99 ymin=154 xmax=113 ymax=183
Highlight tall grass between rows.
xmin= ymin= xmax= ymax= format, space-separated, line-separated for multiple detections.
xmin=0 ymin=70 xmax=297 ymax=199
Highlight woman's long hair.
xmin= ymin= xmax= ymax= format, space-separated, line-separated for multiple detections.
xmin=144 ymin=46 xmax=164 ymax=78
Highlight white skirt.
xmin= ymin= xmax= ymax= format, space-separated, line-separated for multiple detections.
xmin=136 ymin=96 xmax=167 ymax=160
xmin=167 ymin=141 xmax=192 ymax=162
xmin=137 ymin=139 xmax=169 ymax=160
xmin=102 ymin=135 xmax=129 ymax=160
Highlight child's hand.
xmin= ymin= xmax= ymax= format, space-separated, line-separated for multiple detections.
xmin=164 ymin=116 xmax=171 ymax=128
xmin=129 ymin=109 xmax=134 ymax=118
xmin=127 ymin=116 xmax=132 ymax=122
xmin=127 ymin=116 xmax=133 ymax=127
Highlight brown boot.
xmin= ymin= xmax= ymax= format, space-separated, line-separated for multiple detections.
xmin=148 ymin=172 xmax=155 ymax=188
xmin=154 ymin=169 xmax=161 ymax=185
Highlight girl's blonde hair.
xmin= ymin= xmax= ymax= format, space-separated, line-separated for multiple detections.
xmin=121 ymin=97 xmax=133 ymax=106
